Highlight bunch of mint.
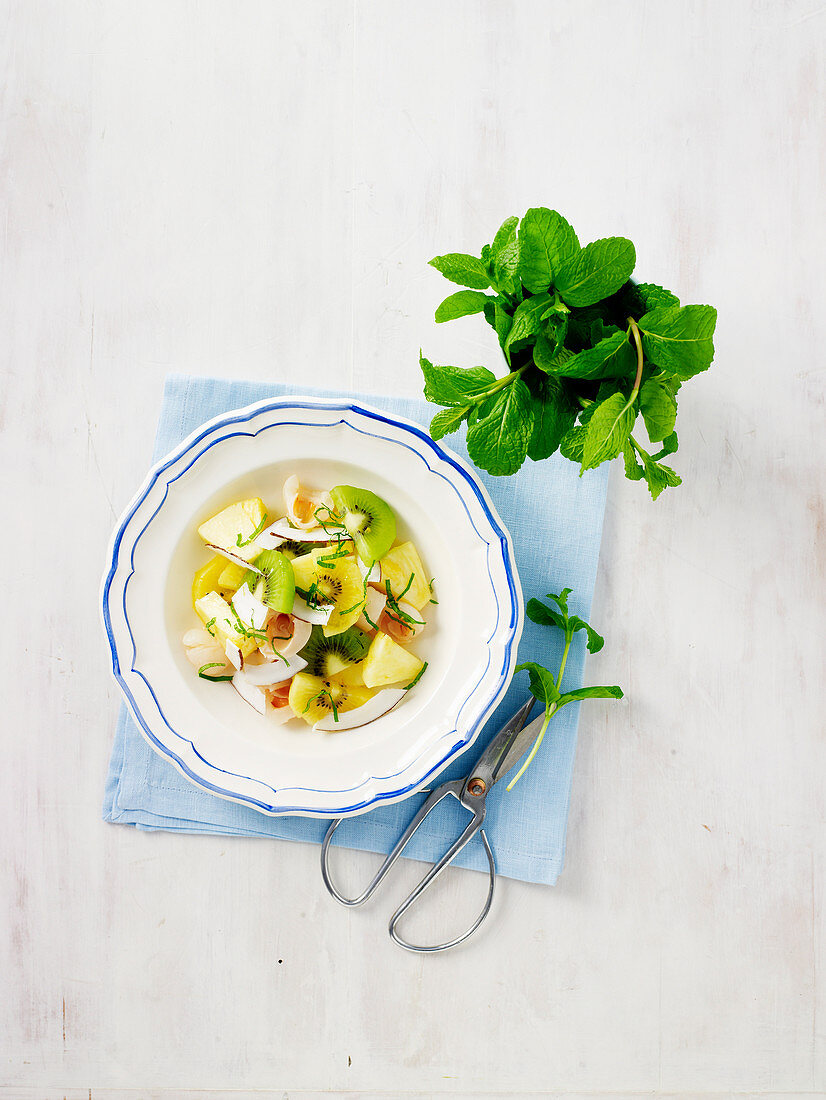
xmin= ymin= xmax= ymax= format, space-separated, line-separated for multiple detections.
xmin=420 ymin=208 xmax=717 ymax=499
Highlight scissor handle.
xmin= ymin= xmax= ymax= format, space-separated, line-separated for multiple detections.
xmin=388 ymin=823 xmax=495 ymax=953
xmin=320 ymin=781 xmax=496 ymax=953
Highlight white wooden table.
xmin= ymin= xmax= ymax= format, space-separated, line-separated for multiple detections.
xmin=3 ymin=2 xmax=824 ymax=1096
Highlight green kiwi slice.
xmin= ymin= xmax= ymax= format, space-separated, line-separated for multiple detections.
xmin=330 ymin=485 xmax=396 ymax=564
xmin=299 ymin=624 xmax=371 ymax=677
xmin=245 ymin=549 xmax=295 ymax=614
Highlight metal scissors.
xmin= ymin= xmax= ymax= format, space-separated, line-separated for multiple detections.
xmin=320 ymin=697 xmax=537 ymax=953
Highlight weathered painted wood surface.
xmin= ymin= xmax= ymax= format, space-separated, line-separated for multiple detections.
xmin=2 ymin=1 xmax=824 ymax=1095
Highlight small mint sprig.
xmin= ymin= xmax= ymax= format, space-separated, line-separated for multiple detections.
xmin=507 ymin=587 xmax=623 ymax=790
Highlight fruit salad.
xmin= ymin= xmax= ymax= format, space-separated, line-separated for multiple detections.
xmin=182 ymin=476 xmax=433 ymax=731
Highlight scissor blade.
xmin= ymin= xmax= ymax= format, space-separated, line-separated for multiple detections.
xmin=466 ymin=697 xmax=537 ymax=791
xmin=489 ymin=712 xmax=545 ymax=784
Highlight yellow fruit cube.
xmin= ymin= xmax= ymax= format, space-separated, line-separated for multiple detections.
xmin=197 ymin=498 xmax=267 ymax=564
xmin=217 ymin=560 xmax=249 ymax=592
xmin=378 ymin=541 xmax=430 ymax=609
xmin=290 ymin=551 xmax=319 ymax=592
xmin=194 ymin=590 xmax=259 ymax=657
xmin=362 ymin=632 xmax=424 ymax=689
xmin=192 ymin=555 xmax=229 ymax=607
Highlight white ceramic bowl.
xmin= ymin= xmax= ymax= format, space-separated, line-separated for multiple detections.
xmin=101 ymin=396 xmax=523 ymax=817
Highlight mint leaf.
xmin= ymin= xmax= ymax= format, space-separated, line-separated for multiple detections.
xmin=465 ymin=376 xmax=533 ymax=476
xmin=558 ymin=684 xmax=623 ymax=707
xmin=566 ymin=615 xmax=604 ymax=653
xmin=635 ymin=282 xmax=679 ymax=312
xmin=551 ymin=330 xmax=636 ymax=381
xmin=526 ymin=374 xmax=577 ymax=462
xmin=492 ymin=216 xmax=518 ymax=254
xmin=420 ymin=354 xmax=496 ymax=405
xmin=581 ymin=391 xmax=635 ymax=470
xmin=493 ymin=301 xmax=513 ymax=351
xmin=622 ymin=440 xmax=645 ymax=480
xmin=652 ymin=430 xmax=678 ymax=460
xmin=637 ymin=304 xmax=717 ymax=378
xmin=503 ymin=293 xmax=552 ymax=360
xmin=429 ymin=253 xmax=491 ymax=290
xmin=559 ymin=424 xmax=587 ymax=463
xmin=525 ymin=597 xmax=566 ymax=631
xmin=544 ymin=308 xmax=570 ymax=355
xmin=518 ymin=208 xmax=580 ymax=293
xmin=534 ymin=334 xmax=574 ymax=373
xmin=430 ymin=406 xmax=468 ymax=441
xmin=435 ymin=290 xmax=492 ymax=324
xmin=590 ymin=318 xmax=622 ymax=345
xmin=556 ymin=237 xmax=636 ymax=307
xmin=488 ymin=216 xmax=520 ymax=297
xmin=546 ymin=588 xmax=572 ymax=616
xmin=530 ymin=590 xmax=603 ymax=652
xmin=515 ymin=661 xmax=561 ymax=707
xmin=641 ymin=455 xmax=682 ymax=500
xmin=639 ymin=375 xmax=678 ymax=442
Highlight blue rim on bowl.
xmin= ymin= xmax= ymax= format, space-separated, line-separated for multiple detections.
xmin=100 ymin=396 xmax=524 ymax=817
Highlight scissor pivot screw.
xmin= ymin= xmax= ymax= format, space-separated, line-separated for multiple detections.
xmin=467 ymin=778 xmax=487 ymax=797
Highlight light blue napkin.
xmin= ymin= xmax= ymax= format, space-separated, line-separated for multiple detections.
xmin=103 ymin=375 xmax=609 ymax=885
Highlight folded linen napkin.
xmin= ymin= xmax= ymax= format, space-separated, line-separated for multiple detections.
xmin=103 ymin=375 xmax=609 ymax=885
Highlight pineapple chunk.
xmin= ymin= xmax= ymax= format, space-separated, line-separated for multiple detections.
xmin=290 ymin=550 xmax=319 ymax=592
xmin=192 ymin=555 xmax=229 ymax=607
xmin=197 ymin=498 xmax=267 ymax=564
xmin=194 ymin=590 xmax=259 ymax=657
xmin=217 ymin=560 xmax=249 ymax=592
xmin=378 ymin=541 xmax=430 ymax=610
xmin=362 ymin=632 xmax=424 ymax=689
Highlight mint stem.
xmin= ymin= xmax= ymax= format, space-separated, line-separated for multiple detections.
xmin=506 ymin=703 xmax=557 ymax=791
xmin=506 ymin=631 xmax=572 ymax=792
xmin=474 ymin=363 xmax=528 ymax=403
xmin=614 ymin=317 xmax=645 ymax=422
xmin=556 ymin=633 xmax=573 ymax=689
xmin=627 ymin=316 xmax=645 ymax=400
